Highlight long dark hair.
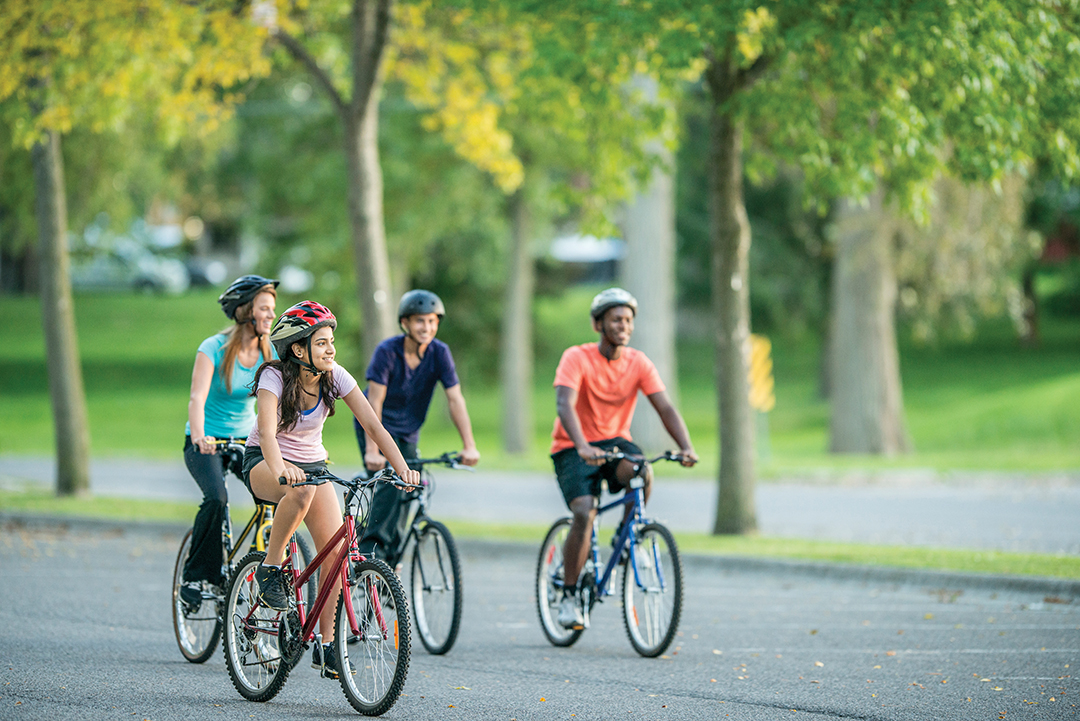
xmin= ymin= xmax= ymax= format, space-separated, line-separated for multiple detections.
xmin=251 ymin=352 xmax=338 ymax=433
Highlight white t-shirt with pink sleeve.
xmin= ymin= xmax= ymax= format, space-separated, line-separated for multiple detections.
xmin=246 ymin=363 xmax=359 ymax=463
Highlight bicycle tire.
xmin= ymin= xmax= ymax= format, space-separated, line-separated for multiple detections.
xmin=535 ymin=518 xmax=584 ymax=647
xmin=336 ymin=559 xmax=411 ymax=716
xmin=222 ymin=551 xmax=292 ymax=702
xmin=410 ymin=519 xmax=462 ymax=655
xmin=621 ymin=522 xmax=682 ymax=657
xmin=171 ymin=528 xmax=222 ymax=663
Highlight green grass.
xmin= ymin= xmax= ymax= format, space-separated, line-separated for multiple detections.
xmin=3 ymin=489 xmax=1074 ymax=579
xmin=1 ymin=290 xmax=1079 ymax=473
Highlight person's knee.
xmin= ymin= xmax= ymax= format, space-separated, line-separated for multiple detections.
xmin=568 ymin=496 xmax=596 ymax=526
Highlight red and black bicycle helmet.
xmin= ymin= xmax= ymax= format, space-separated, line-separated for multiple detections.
xmin=218 ymin=274 xmax=279 ymax=320
xmin=270 ymin=301 xmax=337 ymax=373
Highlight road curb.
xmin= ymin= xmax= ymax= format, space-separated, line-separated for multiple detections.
xmin=5 ymin=513 xmax=1077 ymax=598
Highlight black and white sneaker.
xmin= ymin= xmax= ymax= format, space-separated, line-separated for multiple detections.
xmin=254 ymin=564 xmax=289 ymax=611
xmin=317 ymin=642 xmax=356 ymax=679
xmin=179 ymin=581 xmax=203 ymax=612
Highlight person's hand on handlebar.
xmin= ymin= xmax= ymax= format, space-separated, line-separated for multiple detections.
xmin=194 ymin=435 xmax=217 ymax=455
xmin=363 ymin=449 xmax=385 ymax=472
xmin=576 ymin=444 xmax=609 ymax=467
xmin=678 ymin=448 xmax=699 ymax=467
xmin=458 ymin=446 xmax=480 ymax=467
xmin=276 ymin=463 xmax=307 ymax=486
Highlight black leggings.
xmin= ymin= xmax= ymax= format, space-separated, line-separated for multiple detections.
xmin=183 ymin=436 xmax=227 ymax=586
xmin=354 ymin=421 xmax=416 ymax=562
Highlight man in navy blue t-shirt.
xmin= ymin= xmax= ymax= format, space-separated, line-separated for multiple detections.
xmin=355 ymin=290 xmax=480 ymax=560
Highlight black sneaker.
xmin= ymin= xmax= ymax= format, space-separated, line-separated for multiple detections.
xmin=179 ymin=581 xmax=203 ymax=612
xmin=254 ymin=564 xmax=289 ymax=611
xmin=319 ymin=642 xmax=356 ymax=679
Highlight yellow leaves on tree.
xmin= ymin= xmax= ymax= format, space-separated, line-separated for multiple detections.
xmin=387 ymin=1 xmax=525 ymax=193
xmin=736 ymin=7 xmax=777 ymax=67
xmin=0 ymin=0 xmax=270 ymax=147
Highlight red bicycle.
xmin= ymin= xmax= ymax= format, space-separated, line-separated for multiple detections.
xmin=222 ymin=468 xmax=411 ymax=716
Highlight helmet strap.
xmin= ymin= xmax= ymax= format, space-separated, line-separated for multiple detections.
xmin=290 ymin=336 xmax=327 ymax=377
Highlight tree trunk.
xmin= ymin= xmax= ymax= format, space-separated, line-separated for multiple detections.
xmin=344 ymin=85 xmax=396 ymax=363
xmin=828 ymin=194 xmax=911 ymax=454
xmin=500 ymin=184 xmax=534 ymax=454
xmin=707 ymin=72 xmax=756 ymax=535
xmin=622 ymin=137 xmax=679 ymax=452
xmin=31 ymin=130 xmax=91 ymax=496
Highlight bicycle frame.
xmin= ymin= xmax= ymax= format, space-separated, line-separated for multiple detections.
xmin=237 ymin=481 xmax=396 ymax=652
xmin=584 ymin=483 xmax=664 ymax=603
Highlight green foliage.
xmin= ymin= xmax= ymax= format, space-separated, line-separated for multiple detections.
xmin=1 ymin=292 xmax=1078 ymax=472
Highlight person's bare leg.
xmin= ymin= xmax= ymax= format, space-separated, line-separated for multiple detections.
xmin=561 ymin=495 xmax=597 ymax=589
xmin=303 ymin=483 xmax=343 ymax=641
xmin=249 ymin=461 xmax=313 ymax=566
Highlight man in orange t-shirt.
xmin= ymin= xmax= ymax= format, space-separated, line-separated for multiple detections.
xmin=551 ymin=287 xmax=698 ymax=629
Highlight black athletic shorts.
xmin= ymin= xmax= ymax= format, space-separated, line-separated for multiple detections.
xmin=241 ymin=445 xmax=327 ymax=505
xmin=551 ymin=437 xmax=642 ymax=507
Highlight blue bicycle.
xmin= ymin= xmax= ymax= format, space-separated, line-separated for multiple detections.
xmin=535 ymin=451 xmax=685 ymax=657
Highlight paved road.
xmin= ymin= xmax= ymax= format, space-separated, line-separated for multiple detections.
xmin=2 ymin=455 xmax=1080 ymax=554
xmin=1 ymin=521 xmax=1076 ymax=720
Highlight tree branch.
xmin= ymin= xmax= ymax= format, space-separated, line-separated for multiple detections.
xmin=738 ymin=54 xmax=771 ymax=89
xmin=274 ymin=28 xmax=347 ymax=115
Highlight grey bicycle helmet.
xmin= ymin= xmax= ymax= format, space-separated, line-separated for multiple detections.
xmin=218 ymin=274 xmax=279 ymax=320
xmin=590 ymin=287 xmax=638 ymax=320
xmin=397 ymin=289 xmax=445 ymax=321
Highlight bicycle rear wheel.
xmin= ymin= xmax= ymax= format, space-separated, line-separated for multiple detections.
xmin=336 ymin=559 xmax=411 ymax=716
xmin=171 ymin=528 xmax=221 ymax=663
xmin=410 ymin=519 xmax=462 ymax=655
xmin=621 ymin=522 xmax=682 ymax=657
xmin=535 ymin=518 xmax=584 ymax=647
xmin=222 ymin=552 xmax=292 ymax=701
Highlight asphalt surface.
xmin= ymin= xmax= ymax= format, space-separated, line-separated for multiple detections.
xmin=0 ymin=521 xmax=1077 ymax=720
xmin=2 ymin=456 xmax=1079 ymax=554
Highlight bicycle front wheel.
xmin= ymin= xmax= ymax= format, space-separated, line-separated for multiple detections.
xmin=622 ymin=522 xmax=682 ymax=657
xmin=222 ymin=552 xmax=291 ymax=702
xmin=336 ymin=559 xmax=411 ymax=716
xmin=410 ymin=519 xmax=462 ymax=655
xmin=171 ymin=528 xmax=221 ymax=663
xmin=535 ymin=518 xmax=584 ymax=647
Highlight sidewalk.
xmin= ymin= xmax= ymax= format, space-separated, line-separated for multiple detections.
xmin=3 ymin=455 xmax=1079 ymax=555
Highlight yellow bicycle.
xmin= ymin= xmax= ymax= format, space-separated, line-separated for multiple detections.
xmin=171 ymin=438 xmax=316 ymax=663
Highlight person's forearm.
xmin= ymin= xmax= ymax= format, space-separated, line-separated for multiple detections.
xmin=556 ymin=398 xmax=590 ymax=451
xmin=448 ymin=396 xmax=477 ymax=450
xmin=659 ymin=406 xmax=693 ymax=451
xmin=188 ymin=398 xmax=206 ymax=440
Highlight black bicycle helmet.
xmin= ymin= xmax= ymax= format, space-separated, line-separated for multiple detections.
xmin=397 ymin=289 xmax=445 ymax=321
xmin=218 ymin=274 xmax=279 ymax=320
xmin=590 ymin=287 xmax=638 ymax=320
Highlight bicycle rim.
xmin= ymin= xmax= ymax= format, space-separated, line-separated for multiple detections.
xmin=336 ymin=559 xmax=411 ymax=716
xmin=622 ymin=523 xmax=682 ymax=657
xmin=222 ymin=552 xmax=291 ymax=701
xmin=410 ymin=520 xmax=463 ymax=655
xmin=172 ymin=529 xmax=221 ymax=663
xmin=535 ymin=518 xmax=584 ymax=647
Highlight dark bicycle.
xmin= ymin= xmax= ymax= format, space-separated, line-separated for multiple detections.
xmin=536 ymin=450 xmax=686 ymax=657
xmin=171 ymin=438 xmax=316 ymax=663
xmin=356 ymin=452 xmax=470 ymax=655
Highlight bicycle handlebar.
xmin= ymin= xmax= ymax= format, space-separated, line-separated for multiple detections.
xmin=600 ymin=449 xmax=689 ymax=464
xmin=407 ymin=452 xmax=475 ymax=473
xmin=282 ymin=467 xmax=414 ymax=491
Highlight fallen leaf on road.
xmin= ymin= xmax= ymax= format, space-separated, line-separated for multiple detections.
xmin=814 ymin=662 xmax=824 ymax=667
xmin=886 ymin=651 xmax=896 ymax=657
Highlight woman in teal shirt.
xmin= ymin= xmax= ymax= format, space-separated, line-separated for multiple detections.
xmin=179 ymin=275 xmax=278 ymax=609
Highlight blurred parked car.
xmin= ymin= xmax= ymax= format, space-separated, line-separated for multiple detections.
xmin=70 ymin=236 xmax=190 ymax=294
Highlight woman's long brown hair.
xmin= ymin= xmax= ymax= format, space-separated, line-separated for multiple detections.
xmin=251 ymin=352 xmax=339 ymax=434
xmin=219 ymin=285 xmax=277 ymax=393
